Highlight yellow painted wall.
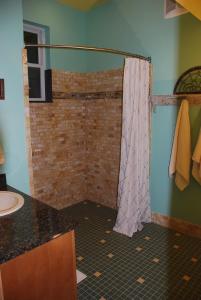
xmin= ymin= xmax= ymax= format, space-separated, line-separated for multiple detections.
xmin=176 ymin=0 xmax=201 ymax=20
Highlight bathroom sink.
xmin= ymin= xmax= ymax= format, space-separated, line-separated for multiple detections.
xmin=0 ymin=191 xmax=24 ymax=217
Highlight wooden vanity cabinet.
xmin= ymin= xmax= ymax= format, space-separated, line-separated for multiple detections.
xmin=0 ymin=231 xmax=77 ymax=300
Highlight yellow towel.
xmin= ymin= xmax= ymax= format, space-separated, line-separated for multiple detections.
xmin=0 ymin=145 xmax=5 ymax=165
xmin=192 ymin=129 xmax=201 ymax=185
xmin=169 ymin=100 xmax=191 ymax=191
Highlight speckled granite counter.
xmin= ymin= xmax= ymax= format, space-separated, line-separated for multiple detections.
xmin=0 ymin=186 xmax=77 ymax=264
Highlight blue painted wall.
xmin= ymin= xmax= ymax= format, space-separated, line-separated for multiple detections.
xmin=0 ymin=0 xmax=29 ymax=193
xmin=2 ymin=0 xmax=200 ymax=224
xmin=87 ymin=0 xmax=201 ymax=94
xmin=87 ymin=0 xmax=201 ymax=224
xmin=0 ymin=0 xmax=87 ymax=197
xmin=23 ymin=0 xmax=87 ymax=72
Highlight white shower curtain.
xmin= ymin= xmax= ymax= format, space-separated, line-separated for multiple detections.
xmin=113 ymin=58 xmax=151 ymax=237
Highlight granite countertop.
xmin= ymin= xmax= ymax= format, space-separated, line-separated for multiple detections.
xmin=0 ymin=186 xmax=77 ymax=265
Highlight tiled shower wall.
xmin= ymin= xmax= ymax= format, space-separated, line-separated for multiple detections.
xmin=85 ymin=70 xmax=123 ymax=208
xmin=29 ymin=69 xmax=123 ymax=209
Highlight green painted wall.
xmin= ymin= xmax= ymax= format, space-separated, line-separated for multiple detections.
xmin=151 ymin=106 xmax=201 ymax=224
xmin=23 ymin=0 xmax=87 ymax=72
xmin=87 ymin=0 xmax=201 ymax=225
xmin=0 ymin=0 xmax=29 ymax=193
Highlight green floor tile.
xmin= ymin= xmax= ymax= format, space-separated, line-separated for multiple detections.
xmin=62 ymin=201 xmax=201 ymax=300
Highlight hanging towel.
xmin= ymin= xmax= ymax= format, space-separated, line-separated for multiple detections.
xmin=169 ymin=100 xmax=191 ymax=191
xmin=0 ymin=145 xmax=5 ymax=165
xmin=192 ymin=129 xmax=201 ymax=185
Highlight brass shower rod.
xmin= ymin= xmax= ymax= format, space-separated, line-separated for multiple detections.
xmin=25 ymin=44 xmax=151 ymax=62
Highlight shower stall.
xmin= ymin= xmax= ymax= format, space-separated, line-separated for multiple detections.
xmin=24 ymin=44 xmax=151 ymax=237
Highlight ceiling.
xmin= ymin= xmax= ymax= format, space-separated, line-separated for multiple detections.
xmin=176 ymin=0 xmax=201 ymax=20
xmin=58 ymin=0 xmax=109 ymax=11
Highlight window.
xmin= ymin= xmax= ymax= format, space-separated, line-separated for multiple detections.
xmin=164 ymin=0 xmax=187 ymax=18
xmin=24 ymin=23 xmax=49 ymax=101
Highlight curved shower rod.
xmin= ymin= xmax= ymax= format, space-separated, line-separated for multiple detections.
xmin=25 ymin=44 xmax=151 ymax=62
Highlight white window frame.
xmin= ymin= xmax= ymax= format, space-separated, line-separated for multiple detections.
xmin=24 ymin=23 xmax=46 ymax=101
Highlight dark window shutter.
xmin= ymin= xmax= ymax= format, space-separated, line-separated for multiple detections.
xmin=45 ymin=69 xmax=53 ymax=102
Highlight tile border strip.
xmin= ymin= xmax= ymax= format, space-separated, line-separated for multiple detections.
xmin=152 ymin=213 xmax=201 ymax=239
xmin=151 ymin=94 xmax=201 ymax=106
xmin=52 ymin=91 xmax=201 ymax=105
xmin=52 ymin=91 xmax=123 ymax=100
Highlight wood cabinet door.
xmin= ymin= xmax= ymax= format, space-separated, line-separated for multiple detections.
xmin=0 ymin=271 xmax=4 ymax=300
xmin=0 ymin=231 xmax=77 ymax=300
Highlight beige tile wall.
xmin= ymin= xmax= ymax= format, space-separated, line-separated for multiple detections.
xmin=29 ymin=69 xmax=123 ymax=209
xmin=81 ymin=69 xmax=123 ymax=208
xmin=85 ymin=98 xmax=122 ymax=208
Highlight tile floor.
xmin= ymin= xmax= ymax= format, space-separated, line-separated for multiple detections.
xmin=62 ymin=201 xmax=201 ymax=300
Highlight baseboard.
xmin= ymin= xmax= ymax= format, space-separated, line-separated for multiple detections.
xmin=152 ymin=213 xmax=201 ymax=239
